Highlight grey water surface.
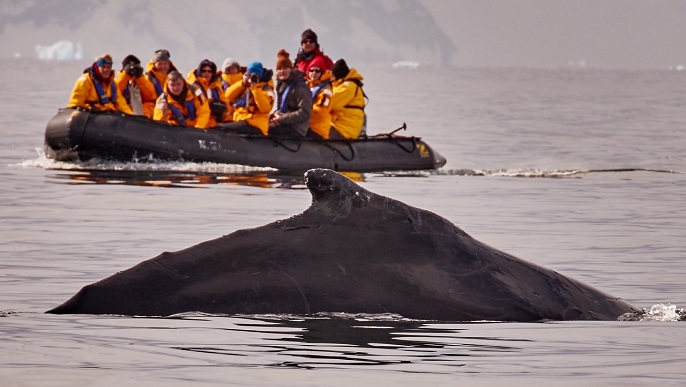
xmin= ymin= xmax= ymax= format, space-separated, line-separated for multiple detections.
xmin=1 ymin=59 xmax=684 ymax=385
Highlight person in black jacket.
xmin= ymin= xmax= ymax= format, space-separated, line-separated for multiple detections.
xmin=269 ymin=49 xmax=312 ymax=137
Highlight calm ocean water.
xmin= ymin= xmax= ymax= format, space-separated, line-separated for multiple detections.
xmin=1 ymin=58 xmax=685 ymax=385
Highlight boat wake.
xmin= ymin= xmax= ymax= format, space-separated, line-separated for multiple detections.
xmin=17 ymin=148 xmax=680 ymax=188
xmin=429 ymin=167 xmax=680 ymax=178
xmin=21 ymin=148 xmax=276 ymax=174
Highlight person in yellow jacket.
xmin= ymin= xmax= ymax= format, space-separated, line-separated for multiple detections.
xmin=329 ymin=59 xmax=367 ymax=139
xmin=306 ymin=56 xmax=333 ymax=139
xmin=67 ymin=54 xmax=132 ymax=114
xmin=220 ymin=58 xmax=244 ymax=91
xmin=115 ymin=54 xmax=157 ymax=118
xmin=187 ymin=59 xmax=231 ymax=127
xmin=222 ymin=62 xmax=275 ymax=135
xmin=153 ymin=71 xmax=210 ymax=129
xmin=145 ymin=49 xmax=178 ymax=114
xmin=219 ymin=58 xmax=244 ymax=121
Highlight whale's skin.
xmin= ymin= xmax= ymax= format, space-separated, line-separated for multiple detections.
xmin=47 ymin=169 xmax=639 ymax=321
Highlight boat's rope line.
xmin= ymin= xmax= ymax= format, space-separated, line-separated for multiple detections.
xmin=321 ymin=141 xmax=355 ymax=161
xmin=387 ymin=136 xmax=418 ymax=153
xmin=265 ymin=135 xmax=357 ymax=162
xmin=269 ymin=137 xmax=302 ymax=152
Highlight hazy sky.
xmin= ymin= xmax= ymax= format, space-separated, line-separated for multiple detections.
xmin=3 ymin=0 xmax=686 ymax=69
xmin=422 ymin=0 xmax=686 ymax=68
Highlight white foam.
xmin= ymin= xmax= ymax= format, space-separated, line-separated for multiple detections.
xmin=18 ymin=148 xmax=275 ymax=174
xmin=640 ymin=303 xmax=683 ymax=322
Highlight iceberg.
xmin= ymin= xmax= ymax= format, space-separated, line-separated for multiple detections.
xmin=392 ymin=61 xmax=420 ymax=69
xmin=35 ymin=40 xmax=85 ymax=61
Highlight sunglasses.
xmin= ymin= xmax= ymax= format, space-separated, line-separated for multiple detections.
xmin=201 ymin=68 xmax=213 ymax=73
xmin=309 ymin=68 xmax=321 ymax=73
xmin=302 ymin=39 xmax=315 ymax=44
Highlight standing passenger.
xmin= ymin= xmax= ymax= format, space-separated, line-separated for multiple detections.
xmin=329 ymin=59 xmax=367 ymax=139
xmin=153 ymin=71 xmax=210 ymax=129
xmin=115 ymin=54 xmax=156 ymax=117
xmin=68 ymin=54 xmax=132 ymax=115
xmin=269 ymin=50 xmax=312 ymax=137
xmin=306 ymin=56 xmax=333 ymax=139
xmin=294 ymin=29 xmax=334 ymax=75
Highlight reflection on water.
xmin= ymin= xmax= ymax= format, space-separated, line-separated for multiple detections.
xmin=48 ymin=168 xmax=679 ymax=189
xmin=168 ymin=315 xmax=526 ymax=369
xmin=3 ymin=312 xmax=684 ymax=385
xmin=35 ymin=156 xmax=678 ymax=187
xmin=46 ymin=169 xmax=369 ymax=189
xmin=49 ymin=170 xmax=303 ymax=189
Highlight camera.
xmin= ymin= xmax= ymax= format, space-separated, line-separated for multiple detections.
xmin=131 ymin=64 xmax=143 ymax=77
xmin=210 ymin=100 xmax=227 ymax=119
xmin=125 ymin=63 xmax=144 ymax=77
xmin=249 ymin=73 xmax=260 ymax=84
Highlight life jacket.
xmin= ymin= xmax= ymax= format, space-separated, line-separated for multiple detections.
xmin=311 ymin=80 xmax=331 ymax=100
xmin=162 ymin=92 xmax=197 ymax=126
xmin=278 ymin=77 xmax=306 ymax=113
xmin=343 ymin=79 xmax=368 ymax=110
xmin=123 ymin=83 xmax=131 ymax=102
xmin=148 ymin=73 xmax=164 ymax=96
xmin=233 ymin=89 xmax=250 ymax=109
xmin=92 ymin=75 xmax=117 ymax=105
xmin=193 ymin=80 xmax=221 ymax=101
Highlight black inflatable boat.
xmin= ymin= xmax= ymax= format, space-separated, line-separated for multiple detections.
xmin=44 ymin=108 xmax=446 ymax=172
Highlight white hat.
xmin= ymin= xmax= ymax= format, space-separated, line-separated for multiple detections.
xmin=222 ymin=57 xmax=239 ymax=70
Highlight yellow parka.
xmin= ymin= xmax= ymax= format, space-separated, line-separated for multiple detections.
xmin=68 ymin=64 xmax=132 ymax=114
xmin=153 ymin=83 xmax=210 ymax=129
xmin=330 ymin=68 xmax=366 ymax=139
xmin=225 ymin=80 xmax=275 ymax=135
xmin=220 ymin=72 xmax=243 ymax=120
xmin=145 ymin=60 xmax=178 ymax=115
xmin=115 ymin=70 xmax=157 ymax=118
xmin=307 ymin=71 xmax=333 ymax=139
xmin=187 ymin=70 xmax=231 ymax=127
xmin=220 ymin=72 xmax=244 ymax=91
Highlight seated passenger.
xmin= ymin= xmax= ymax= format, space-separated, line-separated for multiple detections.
xmin=222 ymin=62 xmax=275 ymax=136
xmin=153 ymin=71 xmax=210 ymax=129
xmin=187 ymin=59 xmax=231 ymax=127
xmin=115 ymin=54 xmax=157 ymax=118
xmin=145 ymin=49 xmax=178 ymax=112
xmin=269 ymin=49 xmax=312 ymax=138
xmin=68 ymin=54 xmax=132 ymax=114
xmin=306 ymin=56 xmax=333 ymax=139
xmin=220 ymin=58 xmax=244 ymax=91
xmin=329 ymin=59 xmax=367 ymax=139
xmin=294 ymin=29 xmax=333 ymax=75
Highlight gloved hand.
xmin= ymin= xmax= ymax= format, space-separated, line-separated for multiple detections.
xmin=210 ymin=100 xmax=227 ymax=119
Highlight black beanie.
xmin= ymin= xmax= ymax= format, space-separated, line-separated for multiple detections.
xmin=301 ymin=28 xmax=318 ymax=44
xmin=331 ymin=59 xmax=349 ymax=79
xmin=121 ymin=54 xmax=140 ymax=68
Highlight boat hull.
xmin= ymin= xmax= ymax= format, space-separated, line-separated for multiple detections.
xmin=44 ymin=109 xmax=446 ymax=172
